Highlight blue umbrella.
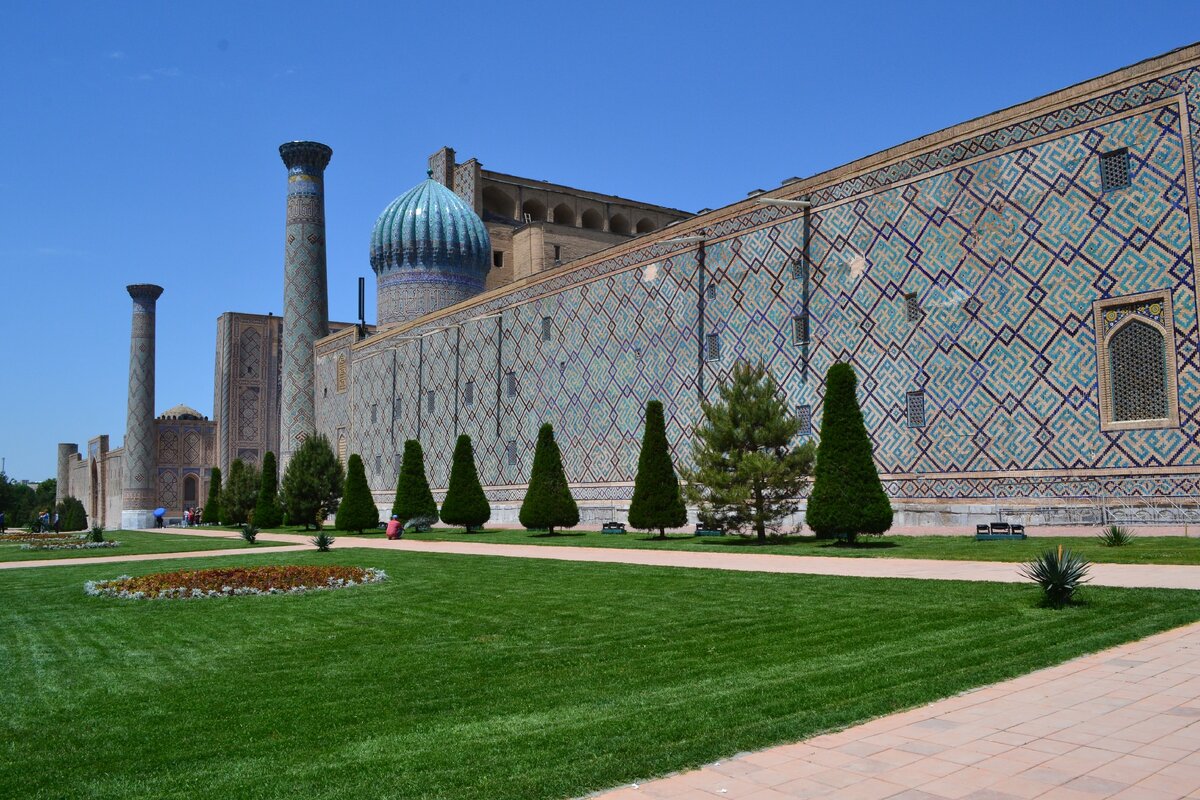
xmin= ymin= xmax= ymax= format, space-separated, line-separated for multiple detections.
xmin=153 ymin=508 xmax=166 ymax=517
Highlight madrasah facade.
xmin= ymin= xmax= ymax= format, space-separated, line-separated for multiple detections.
xmin=57 ymin=43 xmax=1200 ymax=528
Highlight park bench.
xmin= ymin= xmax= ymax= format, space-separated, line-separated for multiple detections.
xmin=600 ymin=522 xmax=626 ymax=534
xmin=695 ymin=524 xmax=725 ymax=537
xmin=974 ymin=522 xmax=1027 ymax=540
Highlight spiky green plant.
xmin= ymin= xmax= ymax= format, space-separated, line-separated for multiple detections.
xmin=1020 ymin=544 xmax=1091 ymax=607
xmin=89 ymin=526 xmax=105 ymax=543
xmin=311 ymin=531 xmax=335 ymax=552
xmin=1098 ymin=524 xmax=1134 ymax=547
xmin=240 ymin=523 xmax=259 ymax=544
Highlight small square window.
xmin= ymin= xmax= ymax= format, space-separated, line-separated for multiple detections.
xmin=394 ymin=397 xmax=402 ymax=417
xmin=506 ymin=440 xmax=518 ymax=466
xmin=426 ymin=390 xmax=435 ymax=413
xmin=464 ymin=379 xmax=475 ymax=407
xmin=704 ymin=333 xmax=721 ymax=361
xmin=553 ymin=245 xmax=561 ymax=263
xmin=791 ymin=256 xmax=806 ymax=281
xmin=506 ymin=371 xmax=517 ymax=398
xmin=370 ymin=403 xmax=378 ymax=424
xmin=797 ymin=404 xmax=812 ymax=436
xmin=792 ymin=315 xmax=807 ymax=345
xmin=542 ymin=316 xmax=553 ymax=341
xmin=394 ymin=453 xmax=402 ymax=475
xmin=493 ymin=250 xmax=504 ymax=268
xmin=904 ymin=292 xmax=921 ymax=323
xmin=1100 ymin=148 xmax=1130 ymax=193
xmin=375 ymin=454 xmax=382 ymax=474
xmin=906 ymin=391 xmax=926 ymax=428
xmin=705 ymin=282 xmax=717 ymax=302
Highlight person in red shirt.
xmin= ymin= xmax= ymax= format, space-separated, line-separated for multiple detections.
xmin=385 ymin=515 xmax=402 ymax=540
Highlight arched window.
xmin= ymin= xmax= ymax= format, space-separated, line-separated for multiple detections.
xmin=636 ymin=218 xmax=656 ymax=234
xmin=581 ymin=208 xmax=604 ymax=230
xmin=552 ymin=204 xmax=575 ymax=226
xmin=609 ymin=214 xmax=631 ymax=235
xmin=1094 ymin=293 xmax=1178 ymax=431
xmin=482 ymin=186 xmax=516 ymax=219
xmin=521 ymin=199 xmax=547 ymax=222
xmin=183 ymin=474 xmax=198 ymax=505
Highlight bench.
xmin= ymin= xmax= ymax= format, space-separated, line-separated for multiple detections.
xmin=975 ymin=522 xmax=1028 ymax=540
xmin=695 ymin=524 xmax=725 ymax=537
xmin=600 ymin=522 xmax=626 ymax=534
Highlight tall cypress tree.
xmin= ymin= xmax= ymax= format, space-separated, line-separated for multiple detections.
xmin=253 ymin=451 xmax=282 ymax=529
xmin=519 ymin=423 xmax=579 ymax=534
xmin=392 ymin=439 xmax=437 ymax=524
xmin=628 ymin=400 xmax=687 ymax=538
xmin=440 ymin=435 xmax=491 ymax=532
xmin=205 ymin=466 xmax=221 ymax=526
xmin=336 ymin=453 xmax=379 ymax=533
xmin=805 ymin=362 xmax=893 ymax=542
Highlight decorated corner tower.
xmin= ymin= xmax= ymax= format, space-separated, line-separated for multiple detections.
xmin=278 ymin=141 xmax=332 ymax=472
xmin=370 ymin=170 xmax=491 ymax=328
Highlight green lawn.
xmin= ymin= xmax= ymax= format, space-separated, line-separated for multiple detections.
xmin=2 ymin=548 xmax=1198 ymax=799
xmin=0 ymin=530 xmax=272 ymax=562
xmin=350 ymin=526 xmax=1200 ymax=565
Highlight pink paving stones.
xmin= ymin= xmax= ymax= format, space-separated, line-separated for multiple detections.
xmin=589 ymin=621 xmax=1200 ymax=799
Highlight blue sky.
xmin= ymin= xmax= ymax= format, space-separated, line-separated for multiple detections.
xmin=2 ymin=0 xmax=1199 ymax=480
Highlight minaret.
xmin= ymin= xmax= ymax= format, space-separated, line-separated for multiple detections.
xmin=278 ymin=141 xmax=332 ymax=472
xmin=56 ymin=443 xmax=78 ymax=503
xmin=121 ymin=284 xmax=164 ymax=530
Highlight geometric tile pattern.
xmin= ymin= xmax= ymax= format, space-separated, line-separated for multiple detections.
xmin=315 ymin=61 xmax=1200 ymax=504
xmin=121 ymin=284 xmax=163 ymax=511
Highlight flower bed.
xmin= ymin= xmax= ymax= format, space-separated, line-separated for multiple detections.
xmin=85 ymin=565 xmax=388 ymax=600
xmin=22 ymin=539 xmax=121 ymax=551
xmin=0 ymin=532 xmax=79 ymax=543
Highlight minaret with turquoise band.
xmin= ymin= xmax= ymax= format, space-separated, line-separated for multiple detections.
xmin=278 ymin=141 xmax=332 ymax=473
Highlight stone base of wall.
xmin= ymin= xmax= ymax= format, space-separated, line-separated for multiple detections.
xmin=121 ymin=509 xmax=157 ymax=531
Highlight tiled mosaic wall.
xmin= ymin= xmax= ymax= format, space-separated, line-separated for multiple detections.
xmin=317 ymin=60 xmax=1200 ymax=504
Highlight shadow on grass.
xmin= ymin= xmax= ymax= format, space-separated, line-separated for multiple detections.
xmin=531 ymin=531 xmax=588 ymax=538
xmin=697 ymin=536 xmax=817 ymax=548
xmin=817 ymin=540 xmax=900 ymax=550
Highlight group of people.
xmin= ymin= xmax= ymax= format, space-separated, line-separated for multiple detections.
xmin=182 ymin=507 xmax=203 ymax=527
xmin=30 ymin=511 xmax=59 ymax=533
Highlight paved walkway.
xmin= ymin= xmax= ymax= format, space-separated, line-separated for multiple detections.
xmin=591 ymin=621 xmax=1200 ymax=800
xmin=3 ymin=530 xmax=1200 ymax=588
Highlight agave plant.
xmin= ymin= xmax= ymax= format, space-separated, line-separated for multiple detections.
xmin=311 ymin=531 xmax=335 ymax=552
xmin=1020 ymin=544 xmax=1091 ymax=607
xmin=240 ymin=523 xmax=259 ymax=544
xmin=1097 ymin=524 xmax=1134 ymax=547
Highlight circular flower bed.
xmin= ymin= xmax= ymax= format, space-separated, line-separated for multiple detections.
xmin=22 ymin=538 xmax=120 ymax=551
xmin=0 ymin=532 xmax=76 ymax=542
xmin=85 ymin=565 xmax=388 ymax=600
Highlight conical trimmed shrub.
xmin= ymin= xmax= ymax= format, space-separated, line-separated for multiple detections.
xmin=205 ymin=466 xmax=222 ymax=526
xmin=628 ymin=400 xmax=687 ymax=537
xmin=336 ymin=453 xmax=379 ymax=533
xmin=253 ymin=451 xmax=283 ymax=529
xmin=392 ymin=439 xmax=437 ymax=524
xmin=440 ymin=435 xmax=491 ymax=532
xmin=519 ymin=423 xmax=579 ymax=534
xmin=805 ymin=362 xmax=893 ymax=542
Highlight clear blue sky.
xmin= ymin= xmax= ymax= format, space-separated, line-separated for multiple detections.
xmin=3 ymin=0 xmax=1198 ymax=481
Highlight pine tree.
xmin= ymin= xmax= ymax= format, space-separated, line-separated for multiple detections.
xmin=335 ymin=453 xmax=379 ymax=533
xmin=392 ymin=439 xmax=437 ymax=525
xmin=681 ymin=360 xmax=816 ymax=542
xmin=280 ymin=434 xmax=344 ymax=530
xmin=205 ymin=466 xmax=222 ymax=526
xmin=253 ymin=451 xmax=283 ymax=529
xmin=440 ymin=435 xmax=491 ymax=532
xmin=519 ymin=423 xmax=579 ymax=534
xmin=55 ymin=496 xmax=88 ymax=531
xmin=222 ymin=459 xmax=260 ymax=526
xmin=805 ymin=362 xmax=893 ymax=542
xmin=628 ymin=400 xmax=688 ymax=538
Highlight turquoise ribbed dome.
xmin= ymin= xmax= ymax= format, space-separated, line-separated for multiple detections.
xmin=370 ymin=175 xmax=490 ymax=278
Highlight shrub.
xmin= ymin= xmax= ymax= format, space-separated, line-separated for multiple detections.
xmin=253 ymin=452 xmax=283 ymax=529
xmin=440 ymin=435 xmax=491 ymax=532
xmin=628 ymin=400 xmax=688 ymax=538
xmin=280 ymin=435 xmax=344 ymax=529
xmin=223 ymin=459 xmax=261 ymax=526
xmin=519 ymin=423 xmax=579 ymax=535
xmin=336 ymin=454 xmax=379 ymax=533
xmin=56 ymin=496 xmax=88 ymax=531
xmin=205 ymin=466 xmax=222 ymax=525
xmin=311 ymin=531 xmax=335 ymax=552
xmin=89 ymin=526 xmax=105 ymax=543
xmin=806 ymin=362 xmax=893 ymax=542
xmin=240 ymin=523 xmax=259 ymax=544
xmin=1098 ymin=524 xmax=1134 ymax=547
xmin=1021 ymin=544 xmax=1091 ymax=607
xmin=392 ymin=440 xmax=437 ymax=524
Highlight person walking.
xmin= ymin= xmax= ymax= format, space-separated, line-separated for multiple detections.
xmin=52 ymin=512 xmax=60 ymax=534
xmin=0 ymin=511 xmax=6 ymax=533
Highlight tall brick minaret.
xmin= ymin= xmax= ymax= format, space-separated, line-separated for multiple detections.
xmin=278 ymin=141 xmax=332 ymax=472
xmin=121 ymin=283 xmax=163 ymax=530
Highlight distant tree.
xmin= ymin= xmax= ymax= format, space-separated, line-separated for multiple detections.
xmin=34 ymin=479 xmax=56 ymax=518
xmin=519 ymin=423 xmax=579 ymax=535
xmin=392 ymin=439 xmax=437 ymax=524
xmin=55 ymin=496 xmax=88 ymax=531
xmin=682 ymin=360 xmax=816 ymax=542
xmin=440 ymin=435 xmax=491 ymax=532
xmin=253 ymin=451 xmax=283 ymax=529
xmin=205 ymin=466 xmax=222 ymax=526
xmin=222 ymin=459 xmax=260 ymax=526
xmin=336 ymin=454 xmax=379 ymax=533
xmin=6 ymin=481 xmax=37 ymax=527
xmin=628 ymin=400 xmax=688 ymax=538
xmin=806 ymin=362 xmax=893 ymax=542
xmin=280 ymin=435 xmax=344 ymax=530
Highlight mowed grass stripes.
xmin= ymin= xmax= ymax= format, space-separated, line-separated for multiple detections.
xmin=1 ymin=548 xmax=1197 ymax=800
